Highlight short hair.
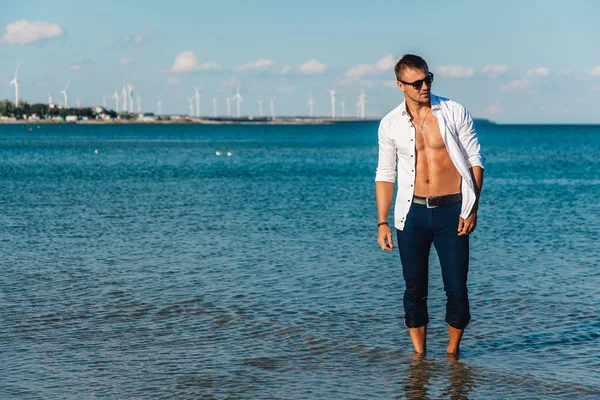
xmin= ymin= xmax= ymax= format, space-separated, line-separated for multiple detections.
xmin=394 ymin=54 xmax=429 ymax=81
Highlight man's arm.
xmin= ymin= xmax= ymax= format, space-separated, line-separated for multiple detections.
xmin=458 ymin=165 xmax=484 ymax=236
xmin=376 ymin=181 xmax=395 ymax=250
xmin=455 ymin=106 xmax=485 ymax=236
xmin=375 ymin=119 xmax=397 ymax=250
xmin=470 ymin=165 xmax=484 ymax=211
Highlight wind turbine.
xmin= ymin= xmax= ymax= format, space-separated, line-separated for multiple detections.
xmin=103 ymin=97 xmax=107 ymax=109
xmin=187 ymin=97 xmax=194 ymax=116
xmin=308 ymin=93 xmax=315 ymax=117
xmin=136 ymin=94 xmax=142 ymax=114
xmin=48 ymin=93 xmax=53 ymax=105
xmin=213 ymin=98 xmax=217 ymax=117
xmin=9 ymin=61 xmax=20 ymax=107
xmin=359 ymin=88 xmax=367 ymax=119
xmin=339 ymin=99 xmax=346 ymax=118
xmin=226 ymin=97 xmax=231 ymax=118
xmin=76 ymin=99 xmax=81 ymax=109
xmin=112 ymin=87 xmax=120 ymax=112
xmin=127 ymin=83 xmax=135 ymax=113
xmin=257 ymin=100 xmax=263 ymax=118
xmin=156 ymin=99 xmax=162 ymax=115
xmin=232 ymin=83 xmax=243 ymax=118
xmin=328 ymin=87 xmax=336 ymax=118
xmin=356 ymin=100 xmax=361 ymax=117
xmin=194 ymin=87 xmax=201 ymax=117
xmin=60 ymin=81 xmax=70 ymax=108
xmin=270 ymin=98 xmax=275 ymax=118
xmin=121 ymin=85 xmax=127 ymax=112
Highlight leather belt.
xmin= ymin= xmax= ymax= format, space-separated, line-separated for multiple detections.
xmin=413 ymin=192 xmax=462 ymax=208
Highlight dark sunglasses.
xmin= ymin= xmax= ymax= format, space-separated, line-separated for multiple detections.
xmin=398 ymin=72 xmax=434 ymax=90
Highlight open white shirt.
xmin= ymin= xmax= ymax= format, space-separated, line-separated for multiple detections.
xmin=375 ymin=93 xmax=485 ymax=231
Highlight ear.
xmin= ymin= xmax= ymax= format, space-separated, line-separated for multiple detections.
xmin=396 ymin=81 xmax=405 ymax=93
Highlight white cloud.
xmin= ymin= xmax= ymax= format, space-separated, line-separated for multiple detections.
xmin=120 ymin=57 xmax=133 ymax=65
xmin=482 ymin=64 xmax=508 ymax=78
xmin=69 ymin=64 xmax=81 ymax=71
xmin=2 ymin=20 xmax=63 ymax=44
xmin=345 ymin=54 xmax=395 ymax=79
xmin=375 ymin=54 xmax=396 ymax=70
xmin=233 ymin=58 xmax=275 ymax=71
xmin=499 ymin=78 xmax=533 ymax=92
xmin=164 ymin=51 xmax=222 ymax=73
xmin=527 ymin=67 xmax=550 ymax=77
xmin=346 ymin=64 xmax=379 ymax=79
xmin=298 ymin=59 xmax=327 ymax=74
xmin=279 ymin=65 xmax=292 ymax=75
xmin=435 ymin=65 xmax=475 ymax=78
xmin=221 ymin=77 xmax=239 ymax=87
xmin=485 ymin=105 xmax=502 ymax=115
xmin=277 ymin=85 xmax=296 ymax=94
xmin=167 ymin=77 xmax=180 ymax=86
xmin=591 ymin=66 xmax=600 ymax=76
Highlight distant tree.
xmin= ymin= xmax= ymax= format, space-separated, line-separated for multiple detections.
xmin=0 ymin=99 xmax=13 ymax=116
xmin=30 ymin=103 xmax=49 ymax=116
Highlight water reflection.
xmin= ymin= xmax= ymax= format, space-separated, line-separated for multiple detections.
xmin=399 ymin=353 xmax=475 ymax=400
xmin=442 ymin=354 xmax=475 ymax=399
xmin=399 ymin=354 xmax=435 ymax=400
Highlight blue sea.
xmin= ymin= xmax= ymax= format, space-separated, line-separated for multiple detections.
xmin=1 ymin=122 xmax=598 ymax=399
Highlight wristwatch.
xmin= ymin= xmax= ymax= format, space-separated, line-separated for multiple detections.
xmin=378 ymin=221 xmax=388 ymax=227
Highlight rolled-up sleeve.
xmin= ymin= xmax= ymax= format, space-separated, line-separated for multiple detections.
xmin=375 ymin=119 xmax=397 ymax=182
xmin=457 ymin=107 xmax=486 ymax=169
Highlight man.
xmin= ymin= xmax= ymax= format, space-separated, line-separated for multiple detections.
xmin=375 ymin=54 xmax=485 ymax=355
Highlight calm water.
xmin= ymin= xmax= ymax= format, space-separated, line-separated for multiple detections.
xmin=0 ymin=122 xmax=598 ymax=399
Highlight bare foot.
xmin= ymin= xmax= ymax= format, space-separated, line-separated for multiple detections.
xmin=446 ymin=347 xmax=460 ymax=356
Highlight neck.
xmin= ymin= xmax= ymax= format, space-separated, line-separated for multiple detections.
xmin=404 ymin=96 xmax=431 ymax=118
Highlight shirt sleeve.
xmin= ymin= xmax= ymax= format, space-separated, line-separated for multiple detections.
xmin=375 ymin=119 xmax=397 ymax=182
xmin=456 ymin=106 xmax=486 ymax=169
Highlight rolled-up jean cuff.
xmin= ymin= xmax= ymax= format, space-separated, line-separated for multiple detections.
xmin=446 ymin=315 xmax=471 ymax=330
xmin=404 ymin=316 xmax=429 ymax=329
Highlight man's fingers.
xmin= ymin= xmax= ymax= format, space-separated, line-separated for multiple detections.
xmin=386 ymin=232 xmax=394 ymax=250
xmin=457 ymin=218 xmax=465 ymax=234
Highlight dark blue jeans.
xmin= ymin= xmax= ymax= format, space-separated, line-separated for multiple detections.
xmin=396 ymin=201 xmax=471 ymax=329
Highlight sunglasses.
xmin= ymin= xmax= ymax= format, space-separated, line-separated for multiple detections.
xmin=398 ymin=72 xmax=434 ymax=90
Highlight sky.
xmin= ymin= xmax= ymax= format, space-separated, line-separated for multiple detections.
xmin=1 ymin=0 xmax=599 ymax=123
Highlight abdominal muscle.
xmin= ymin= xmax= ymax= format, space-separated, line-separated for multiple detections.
xmin=413 ymin=119 xmax=462 ymax=197
xmin=413 ymin=152 xmax=462 ymax=197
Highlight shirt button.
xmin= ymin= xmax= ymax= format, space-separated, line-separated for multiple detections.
xmin=411 ymin=155 xmax=413 ymax=157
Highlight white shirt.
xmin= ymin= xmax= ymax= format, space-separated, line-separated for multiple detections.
xmin=375 ymin=93 xmax=485 ymax=231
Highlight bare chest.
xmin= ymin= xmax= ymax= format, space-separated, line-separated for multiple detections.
xmin=414 ymin=117 xmax=446 ymax=152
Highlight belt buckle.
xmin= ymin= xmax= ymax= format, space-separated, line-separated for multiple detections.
xmin=426 ymin=197 xmax=435 ymax=208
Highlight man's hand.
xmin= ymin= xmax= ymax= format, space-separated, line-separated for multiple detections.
xmin=458 ymin=211 xmax=477 ymax=236
xmin=378 ymin=225 xmax=394 ymax=251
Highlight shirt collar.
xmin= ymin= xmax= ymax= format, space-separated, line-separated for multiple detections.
xmin=400 ymin=93 xmax=441 ymax=118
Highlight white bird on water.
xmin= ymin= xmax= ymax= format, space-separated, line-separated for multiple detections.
xmin=216 ymin=151 xmax=222 ymax=156
xmin=227 ymin=152 xmax=232 ymax=157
